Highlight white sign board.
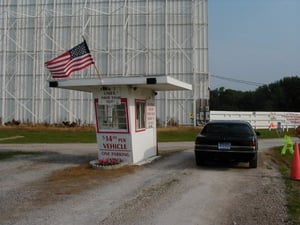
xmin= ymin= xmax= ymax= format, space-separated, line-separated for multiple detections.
xmin=97 ymin=133 xmax=132 ymax=162
xmin=99 ymin=89 xmax=121 ymax=105
xmin=146 ymin=100 xmax=156 ymax=128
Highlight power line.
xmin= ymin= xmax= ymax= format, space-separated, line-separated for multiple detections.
xmin=211 ymin=74 xmax=266 ymax=87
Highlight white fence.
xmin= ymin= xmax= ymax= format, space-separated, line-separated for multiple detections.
xmin=210 ymin=111 xmax=300 ymax=130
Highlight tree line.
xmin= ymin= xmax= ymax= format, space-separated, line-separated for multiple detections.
xmin=210 ymin=76 xmax=300 ymax=111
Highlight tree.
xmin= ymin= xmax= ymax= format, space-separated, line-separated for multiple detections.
xmin=210 ymin=76 xmax=300 ymax=111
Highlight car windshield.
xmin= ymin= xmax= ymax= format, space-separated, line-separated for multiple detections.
xmin=201 ymin=123 xmax=253 ymax=136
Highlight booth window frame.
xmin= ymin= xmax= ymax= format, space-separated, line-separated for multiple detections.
xmin=135 ymin=99 xmax=146 ymax=132
xmin=94 ymin=98 xmax=129 ymax=133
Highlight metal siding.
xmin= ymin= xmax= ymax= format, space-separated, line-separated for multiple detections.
xmin=0 ymin=0 xmax=208 ymax=126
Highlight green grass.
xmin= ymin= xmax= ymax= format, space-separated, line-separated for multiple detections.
xmin=0 ymin=126 xmax=201 ymax=143
xmin=0 ymin=127 xmax=296 ymax=143
xmin=157 ymin=127 xmax=200 ymax=142
xmin=257 ymin=128 xmax=296 ymax=139
xmin=273 ymin=146 xmax=300 ymax=225
xmin=0 ymin=127 xmax=97 ymax=143
xmin=157 ymin=127 xmax=296 ymax=142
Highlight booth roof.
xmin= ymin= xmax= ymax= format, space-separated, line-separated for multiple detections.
xmin=49 ymin=76 xmax=192 ymax=92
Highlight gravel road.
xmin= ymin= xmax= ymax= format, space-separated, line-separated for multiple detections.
xmin=0 ymin=139 xmax=292 ymax=225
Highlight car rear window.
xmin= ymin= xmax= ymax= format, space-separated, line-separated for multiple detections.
xmin=201 ymin=123 xmax=254 ymax=136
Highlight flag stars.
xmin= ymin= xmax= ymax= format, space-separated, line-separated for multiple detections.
xmin=70 ymin=43 xmax=89 ymax=59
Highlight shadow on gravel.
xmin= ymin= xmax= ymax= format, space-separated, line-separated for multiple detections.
xmin=154 ymin=150 xmax=198 ymax=169
xmin=158 ymin=149 xmax=251 ymax=171
xmin=11 ymin=151 xmax=98 ymax=165
xmin=196 ymin=161 xmax=251 ymax=170
xmin=31 ymin=152 xmax=97 ymax=164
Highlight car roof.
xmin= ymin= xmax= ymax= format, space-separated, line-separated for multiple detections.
xmin=206 ymin=120 xmax=251 ymax=125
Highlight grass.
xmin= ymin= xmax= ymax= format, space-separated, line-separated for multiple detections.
xmin=156 ymin=127 xmax=296 ymax=142
xmin=157 ymin=127 xmax=200 ymax=142
xmin=0 ymin=126 xmax=200 ymax=143
xmin=257 ymin=128 xmax=296 ymax=139
xmin=0 ymin=126 xmax=296 ymax=143
xmin=273 ymin=146 xmax=300 ymax=225
xmin=0 ymin=126 xmax=96 ymax=143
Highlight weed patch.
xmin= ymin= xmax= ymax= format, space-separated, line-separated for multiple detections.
xmin=272 ymin=146 xmax=300 ymax=225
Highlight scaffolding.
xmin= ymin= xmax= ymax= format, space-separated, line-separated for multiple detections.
xmin=0 ymin=0 xmax=209 ymax=126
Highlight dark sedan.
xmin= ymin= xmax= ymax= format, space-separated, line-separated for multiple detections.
xmin=194 ymin=120 xmax=258 ymax=168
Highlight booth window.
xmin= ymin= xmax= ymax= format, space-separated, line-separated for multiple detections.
xmin=96 ymin=98 xmax=128 ymax=132
xmin=136 ymin=99 xmax=146 ymax=130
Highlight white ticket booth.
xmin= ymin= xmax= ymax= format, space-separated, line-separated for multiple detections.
xmin=49 ymin=76 xmax=192 ymax=164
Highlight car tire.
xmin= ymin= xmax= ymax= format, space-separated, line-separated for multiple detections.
xmin=249 ymin=155 xmax=257 ymax=168
xmin=195 ymin=152 xmax=205 ymax=166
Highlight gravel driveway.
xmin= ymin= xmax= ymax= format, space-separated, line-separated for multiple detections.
xmin=0 ymin=139 xmax=291 ymax=225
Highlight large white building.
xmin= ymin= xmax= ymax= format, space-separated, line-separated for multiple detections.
xmin=0 ymin=0 xmax=209 ymax=126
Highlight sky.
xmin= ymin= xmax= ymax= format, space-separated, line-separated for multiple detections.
xmin=208 ymin=0 xmax=300 ymax=91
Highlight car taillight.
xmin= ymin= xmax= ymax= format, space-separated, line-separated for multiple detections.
xmin=240 ymin=139 xmax=256 ymax=147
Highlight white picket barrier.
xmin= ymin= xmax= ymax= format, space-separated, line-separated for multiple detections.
xmin=210 ymin=111 xmax=300 ymax=130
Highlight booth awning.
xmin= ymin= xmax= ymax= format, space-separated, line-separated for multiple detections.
xmin=49 ymin=76 xmax=192 ymax=92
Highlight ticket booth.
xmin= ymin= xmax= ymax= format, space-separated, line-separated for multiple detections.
xmin=49 ymin=76 xmax=192 ymax=164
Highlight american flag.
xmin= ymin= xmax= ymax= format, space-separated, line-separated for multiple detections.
xmin=45 ymin=40 xmax=94 ymax=79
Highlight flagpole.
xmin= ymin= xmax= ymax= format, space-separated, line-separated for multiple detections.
xmin=81 ymin=36 xmax=103 ymax=81
xmin=93 ymin=63 xmax=103 ymax=81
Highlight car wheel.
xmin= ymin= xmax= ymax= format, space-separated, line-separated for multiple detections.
xmin=249 ymin=155 xmax=257 ymax=168
xmin=195 ymin=152 xmax=205 ymax=166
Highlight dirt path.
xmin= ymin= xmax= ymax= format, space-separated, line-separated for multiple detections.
xmin=0 ymin=140 xmax=290 ymax=225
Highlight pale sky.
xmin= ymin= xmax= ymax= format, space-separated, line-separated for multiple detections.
xmin=208 ymin=0 xmax=300 ymax=91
